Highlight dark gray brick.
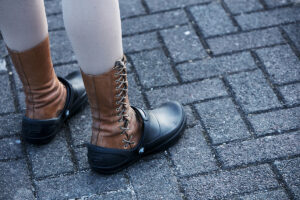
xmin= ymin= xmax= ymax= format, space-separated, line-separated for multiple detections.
xmin=145 ymin=0 xmax=207 ymax=12
xmin=0 ymin=114 xmax=22 ymax=136
xmin=160 ymin=25 xmax=207 ymax=62
xmin=279 ymin=83 xmax=300 ymax=105
xmin=27 ymin=129 xmax=74 ymax=178
xmin=128 ymin=157 xmax=182 ymax=200
xmin=228 ymin=189 xmax=288 ymax=200
xmin=249 ymin=107 xmax=300 ymax=135
xmin=119 ymin=0 xmax=145 ymax=18
xmin=79 ymin=190 xmax=133 ymax=200
xmin=275 ymin=157 xmax=300 ymax=198
xmin=45 ymin=0 xmax=62 ymax=15
xmin=0 ymin=137 xmax=22 ymax=160
xmin=169 ymin=125 xmax=218 ymax=176
xmin=227 ymin=70 xmax=281 ymax=113
xmin=47 ymin=13 xmax=64 ymax=31
xmin=128 ymin=73 xmax=145 ymax=108
xmin=283 ymin=23 xmax=300 ymax=51
xmin=74 ymin=147 xmax=89 ymax=170
xmin=0 ymin=160 xmax=35 ymax=200
xmin=49 ymin=30 xmax=76 ymax=64
xmin=122 ymin=10 xmax=188 ymax=35
xmin=217 ymin=131 xmax=300 ymax=166
xmin=130 ymin=49 xmax=178 ymax=88
xmin=236 ymin=7 xmax=300 ymax=30
xmin=0 ymin=74 xmax=15 ymax=113
xmin=207 ymin=28 xmax=284 ymax=55
xmin=224 ymin=0 xmax=263 ymax=14
xmin=0 ymin=39 xmax=8 ymax=58
xmin=264 ymin=0 xmax=290 ymax=7
xmin=182 ymin=165 xmax=278 ymax=200
xmin=190 ymin=2 xmax=238 ymax=37
xmin=196 ymin=98 xmax=251 ymax=144
xmin=146 ymin=78 xmax=227 ymax=107
xmin=183 ymin=105 xmax=198 ymax=126
xmin=256 ymin=45 xmax=300 ymax=84
xmin=176 ymin=52 xmax=256 ymax=81
xmin=123 ymin=32 xmax=160 ymax=53
xmin=35 ymin=171 xmax=127 ymax=199
xmin=69 ymin=105 xmax=92 ymax=146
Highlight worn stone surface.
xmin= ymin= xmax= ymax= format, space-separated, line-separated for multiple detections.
xmin=279 ymin=83 xmax=300 ymax=105
xmin=228 ymin=189 xmax=289 ymax=200
xmin=120 ymin=0 xmax=145 ymax=18
xmin=0 ymin=137 xmax=23 ymax=160
xmin=0 ymin=114 xmax=22 ymax=136
xmin=123 ymin=32 xmax=160 ymax=53
xmin=0 ymin=74 xmax=15 ymax=113
xmin=224 ymin=0 xmax=263 ymax=14
xmin=283 ymin=23 xmax=300 ymax=51
xmin=145 ymin=0 xmax=207 ymax=12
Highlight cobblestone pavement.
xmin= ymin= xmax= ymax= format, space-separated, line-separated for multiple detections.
xmin=0 ymin=0 xmax=300 ymax=199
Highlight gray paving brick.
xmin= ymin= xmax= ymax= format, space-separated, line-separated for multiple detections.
xmin=256 ymin=45 xmax=300 ymax=84
xmin=236 ymin=7 xmax=300 ymax=30
xmin=146 ymin=78 xmax=227 ymax=107
xmin=279 ymin=83 xmax=300 ymax=105
xmin=78 ymin=190 xmax=133 ymax=200
xmin=119 ymin=0 xmax=145 ymax=18
xmin=217 ymin=131 xmax=300 ymax=167
xmin=122 ymin=10 xmax=188 ymax=35
xmin=227 ymin=70 xmax=281 ymax=113
xmin=130 ymin=49 xmax=178 ymax=88
xmin=54 ymin=62 xmax=80 ymax=77
xmin=128 ymin=157 xmax=182 ymax=200
xmin=275 ymin=157 xmax=300 ymax=198
xmin=228 ymin=189 xmax=288 ymax=200
xmin=0 ymin=137 xmax=22 ymax=160
xmin=190 ymin=2 xmax=238 ymax=37
xmin=45 ymin=0 xmax=62 ymax=15
xmin=0 ymin=114 xmax=22 ymax=136
xmin=35 ymin=171 xmax=127 ymax=199
xmin=207 ymin=28 xmax=284 ymax=55
xmin=27 ymin=129 xmax=74 ymax=178
xmin=145 ymin=0 xmax=207 ymax=12
xmin=69 ymin=105 xmax=92 ymax=146
xmin=0 ymin=58 xmax=6 ymax=72
xmin=74 ymin=147 xmax=89 ymax=170
xmin=283 ymin=23 xmax=300 ymax=51
xmin=196 ymin=98 xmax=251 ymax=144
xmin=47 ymin=13 xmax=64 ymax=31
xmin=128 ymin=73 xmax=145 ymax=108
xmin=182 ymin=165 xmax=278 ymax=200
xmin=0 ymin=39 xmax=8 ymax=58
xmin=49 ymin=30 xmax=76 ymax=64
xmin=249 ymin=107 xmax=300 ymax=135
xmin=0 ymin=160 xmax=35 ymax=200
xmin=176 ymin=52 xmax=257 ymax=81
xmin=0 ymin=74 xmax=15 ymax=113
xmin=183 ymin=105 xmax=198 ymax=126
xmin=160 ymin=25 xmax=207 ymax=62
xmin=169 ymin=125 xmax=218 ymax=176
xmin=224 ymin=0 xmax=263 ymax=14
xmin=123 ymin=32 xmax=160 ymax=53
xmin=264 ymin=0 xmax=290 ymax=7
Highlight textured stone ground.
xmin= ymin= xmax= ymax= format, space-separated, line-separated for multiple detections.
xmin=0 ymin=0 xmax=300 ymax=199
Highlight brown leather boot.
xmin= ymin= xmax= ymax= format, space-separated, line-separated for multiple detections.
xmin=7 ymin=36 xmax=67 ymax=120
xmin=81 ymin=56 xmax=142 ymax=150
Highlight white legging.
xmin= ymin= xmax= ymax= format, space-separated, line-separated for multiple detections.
xmin=0 ymin=0 xmax=123 ymax=75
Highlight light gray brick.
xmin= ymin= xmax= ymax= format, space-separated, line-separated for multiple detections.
xmin=160 ymin=25 xmax=207 ymax=62
xmin=169 ymin=125 xmax=218 ymax=176
xmin=45 ymin=0 xmax=62 ymax=15
xmin=224 ymin=0 xmax=263 ymax=14
xmin=145 ymin=0 xmax=207 ymax=12
xmin=78 ymin=190 xmax=133 ymax=200
xmin=35 ymin=171 xmax=127 ymax=199
xmin=120 ymin=0 xmax=145 ymax=18
xmin=227 ymin=70 xmax=281 ymax=113
xmin=128 ymin=73 xmax=145 ymax=108
xmin=0 ymin=160 xmax=35 ymax=200
xmin=0 ymin=74 xmax=15 ymax=113
xmin=128 ymin=157 xmax=182 ymax=200
xmin=217 ymin=131 xmax=300 ymax=166
xmin=207 ymin=28 xmax=284 ymax=55
xmin=0 ymin=58 xmax=6 ymax=72
xmin=47 ymin=13 xmax=64 ymax=31
xmin=122 ymin=10 xmax=188 ymax=35
xmin=0 ymin=114 xmax=22 ymax=136
xmin=279 ymin=83 xmax=300 ymax=105
xmin=196 ymin=98 xmax=251 ymax=144
xmin=264 ymin=0 xmax=290 ymax=7
xmin=74 ymin=147 xmax=89 ymax=170
xmin=190 ymin=2 xmax=238 ymax=37
xmin=54 ymin=63 xmax=80 ymax=77
xmin=146 ymin=78 xmax=227 ymax=107
xmin=256 ymin=45 xmax=300 ymax=84
xmin=0 ymin=137 xmax=22 ymax=160
xmin=236 ymin=7 xmax=300 ymax=30
xmin=182 ymin=165 xmax=278 ymax=200
xmin=123 ymin=32 xmax=160 ymax=53
xmin=249 ymin=107 xmax=300 ymax=135
xmin=27 ymin=129 xmax=74 ymax=178
xmin=130 ymin=49 xmax=178 ymax=88
xmin=176 ymin=52 xmax=257 ymax=81
xmin=228 ymin=189 xmax=288 ymax=200
xmin=283 ymin=23 xmax=300 ymax=51
xmin=183 ymin=105 xmax=198 ymax=127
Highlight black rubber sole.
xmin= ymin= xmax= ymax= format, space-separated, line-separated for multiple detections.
xmin=89 ymin=113 xmax=187 ymax=174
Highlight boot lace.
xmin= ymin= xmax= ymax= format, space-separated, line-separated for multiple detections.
xmin=113 ymin=57 xmax=134 ymax=148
